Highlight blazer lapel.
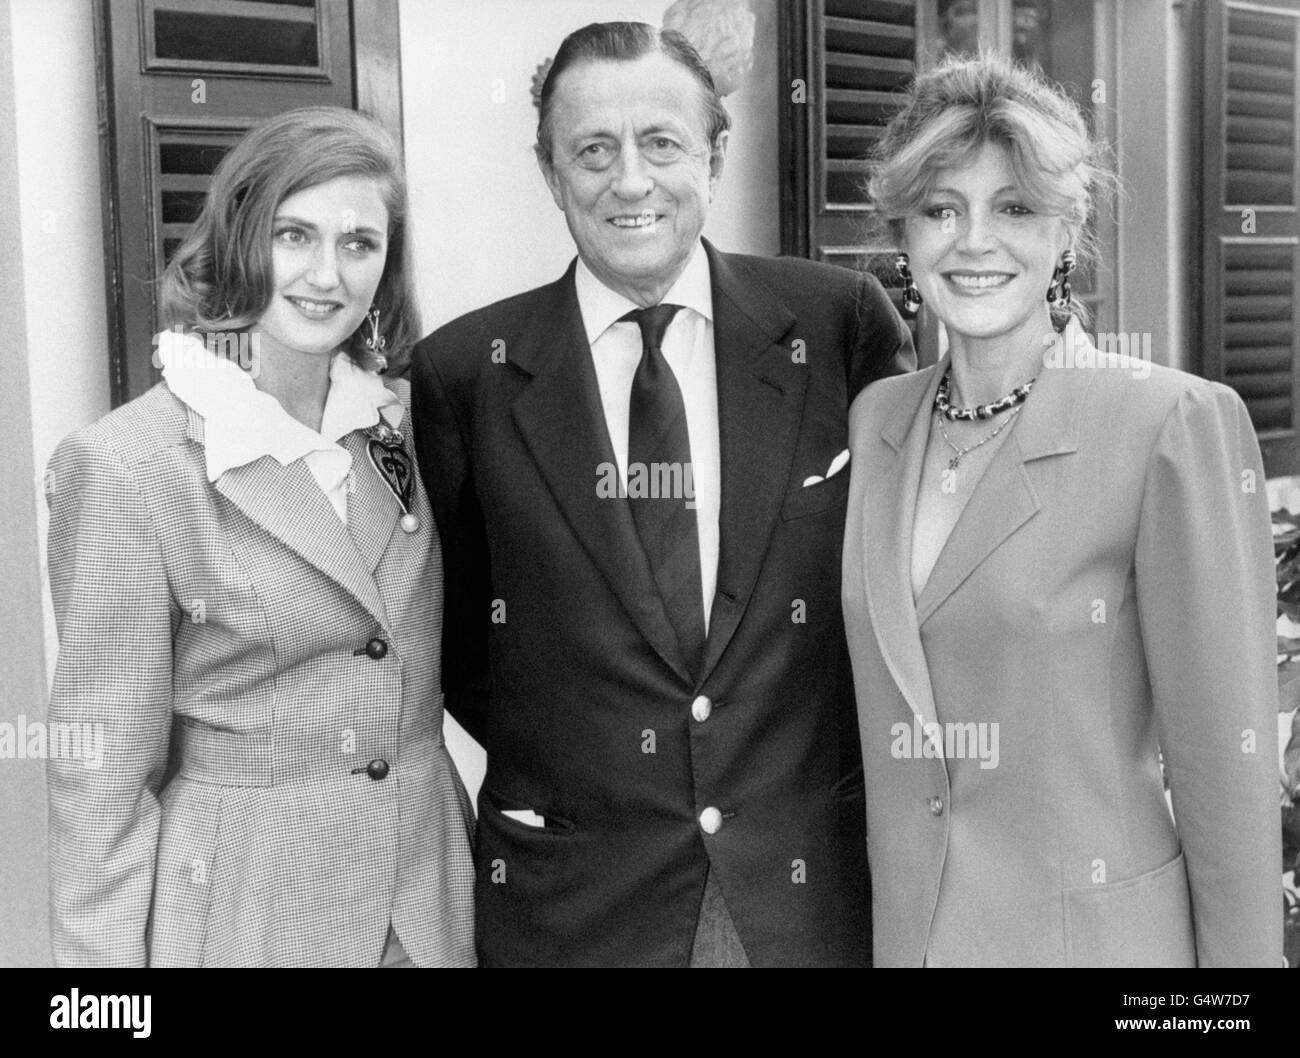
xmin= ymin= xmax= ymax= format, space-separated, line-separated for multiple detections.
xmin=859 ymin=364 xmax=943 ymax=729
xmin=698 ymin=244 xmax=804 ymax=682
xmin=509 ymin=264 xmax=693 ymax=684
xmin=914 ymin=345 xmax=1091 ymax=627
xmin=185 ymin=408 xmax=390 ymax=630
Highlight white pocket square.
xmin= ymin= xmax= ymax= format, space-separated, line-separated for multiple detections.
xmin=802 ymin=449 xmax=850 ymax=488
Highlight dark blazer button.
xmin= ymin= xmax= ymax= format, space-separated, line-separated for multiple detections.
xmin=366 ymin=759 xmax=390 ymax=781
xmin=365 ymin=637 xmax=388 ymax=660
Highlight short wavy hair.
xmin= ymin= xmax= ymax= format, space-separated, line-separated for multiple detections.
xmin=866 ymin=50 xmax=1115 ymax=329
xmin=159 ymin=106 xmax=418 ymax=374
xmin=535 ymin=21 xmax=732 ymax=167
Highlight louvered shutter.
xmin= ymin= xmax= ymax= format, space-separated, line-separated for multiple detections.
xmin=1200 ymin=0 xmax=1300 ymax=475
xmin=780 ymin=0 xmax=931 ymax=356
xmin=97 ymin=0 xmax=400 ymax=405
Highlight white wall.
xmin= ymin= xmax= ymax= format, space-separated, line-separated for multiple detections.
xmin=2 ymin=0 xmax=108 ymax=968
xmin=397 ymin=0 xmax=781 ymax=794
xmin=11 ymin=0 xmax=110 ymax=677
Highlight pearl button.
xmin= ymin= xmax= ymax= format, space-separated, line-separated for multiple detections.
xmin=699 ymin=807 xmax=722 ymax=834
xmin=691 ymin=695 xmax=712 ymax=722
xmin=364 ymin=637 xmax=388 ymax=660
xmin=366 ymin=759 xmax=390 ymax=781
xmin=928 ymin=796 xmax=944 ymax=817
xmin=400 ymin=513 xmax=419 ymax=533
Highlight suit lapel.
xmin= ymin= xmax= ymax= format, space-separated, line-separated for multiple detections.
xmin=913 ymin=348 xmax=1090 ymax=627
xmin=184 ymin=406 xmax=390 ymax=630
xmin=698 ymin=244 xmax=803 ymax=682
xmin=859 ymin=364 xmax=943 ymax=729
xmin=509 ymin=264 xmax=693 ymax=684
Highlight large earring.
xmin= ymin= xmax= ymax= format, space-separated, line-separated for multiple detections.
xmin=1047 ymin=249 xmax=1076 ymax=309
xmin=364 ymin=306 xmax=388 ymax=372
xmin=895 ymin=252 xmax=922 ymax=316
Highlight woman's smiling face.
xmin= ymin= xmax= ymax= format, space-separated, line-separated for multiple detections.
xmin=254 ymin=175 xmax=390 ymax=364
xmin=902 ymin=141 xmax=1071 ymax=346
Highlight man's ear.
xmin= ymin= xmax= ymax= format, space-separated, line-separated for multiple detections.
xmin=708 ymin=130 xmax=728 ymax=187
xmin=535 ymin=146 xmax=565 ymax=211
xmin=705 ymin=131 xmax=728 ymax=204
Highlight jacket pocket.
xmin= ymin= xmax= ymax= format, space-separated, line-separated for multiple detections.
xmin=480 ymin=789 xmax=576 ymax=837
xmin=1062 ymin=851 xmax=1196 ymax=967
xmin=780 ymin=470 xmax=851 ymax=521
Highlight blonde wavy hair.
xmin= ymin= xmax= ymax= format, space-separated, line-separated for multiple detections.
xmin=866 ymin=50 xmax=1115 ymax=329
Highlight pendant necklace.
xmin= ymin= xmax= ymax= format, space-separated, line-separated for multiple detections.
xmin=933 ymin=366 xmax=1035 ymax=470
xmin=937 ymin=405 xmax=1022 ymax=471
xmin=364 ymin=420 xmax=420 ymax=533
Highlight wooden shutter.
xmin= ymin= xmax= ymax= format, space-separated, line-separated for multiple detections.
xmin=1200 ymin=0 xmax=1300 ymax=475
xmin=780 ymin=0 xmax=934 ymax=357
xmin=95 ymin=0 xmax=400 ymax=404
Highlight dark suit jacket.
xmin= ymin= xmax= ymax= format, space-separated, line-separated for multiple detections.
xmin=410 ymin=240 xmax=915 ymax=966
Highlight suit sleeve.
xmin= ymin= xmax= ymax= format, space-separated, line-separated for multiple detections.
xmin=846 ymin=272 xmax=917 ymax=401
xmin=1134 ymin=384 xmax=1282 ymax=967
xmin=44 ymin=432 xmax=177 ymax=967
xmin=410 ymin=340 xmax=491 ymax=747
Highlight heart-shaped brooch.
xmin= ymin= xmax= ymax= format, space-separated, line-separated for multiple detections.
xmin=365 ymin=421 xmax=418 ymax=533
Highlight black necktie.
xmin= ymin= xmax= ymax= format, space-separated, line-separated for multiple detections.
xmin=624 ymin=304 xmax=705 ymax=675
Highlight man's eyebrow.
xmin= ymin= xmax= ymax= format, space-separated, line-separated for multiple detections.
xmin=638 ymin=122 xmax=689 ymax=138
xmin=273 ymin=214 xmax=384 ymax=236
xmin=564 ymin=116 xmax=692 ymax=140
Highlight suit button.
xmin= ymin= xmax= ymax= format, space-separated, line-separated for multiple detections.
xmin=366 ymin=759 xmax=390 ymax=780
xmin=928 ymin=796 xmax=944 ymax=817
xmin=691 ymin=695 xmax=712 ymax=722
xmin=365 ymin=638 xmax=388 ymax=660
xmin=699 ymin=806 xmax=722 ymax=834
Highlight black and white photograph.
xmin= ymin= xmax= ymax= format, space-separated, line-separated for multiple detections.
xmin=0 ymin=0 xmax=1297 ymax=1028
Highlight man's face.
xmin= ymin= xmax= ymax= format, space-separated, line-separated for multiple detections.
xmin=539 ymin=52 xmax=727 ymax=306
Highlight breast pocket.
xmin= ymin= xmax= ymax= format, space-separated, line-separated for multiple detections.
xmin=780 ymin=470 xmax=851 ymax=521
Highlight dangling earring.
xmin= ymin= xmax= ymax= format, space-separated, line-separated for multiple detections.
xmin=895 ymin=252 xmax=922 ymax=316
xmin=364 ymin=306 xmax=388 ymax=373
xmin=1047 ymin=249 xmax=1076 ymax=308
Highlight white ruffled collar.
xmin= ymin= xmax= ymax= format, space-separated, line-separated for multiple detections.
xmin=156 ymin=329 xmax=403 ymax=483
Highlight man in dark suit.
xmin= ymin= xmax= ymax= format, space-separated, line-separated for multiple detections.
xmin=411 ymin=21 xmax=914 ymax=967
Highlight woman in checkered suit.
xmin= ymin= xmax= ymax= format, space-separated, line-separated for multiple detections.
xmin=44 ymin=108 xmax=476 ymax=967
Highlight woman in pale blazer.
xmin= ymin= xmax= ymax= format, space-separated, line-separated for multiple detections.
xmin=44 ymin=108 xmax=475 ymax=967
xmin=843 ymin=54 xmax=1281 ymax=967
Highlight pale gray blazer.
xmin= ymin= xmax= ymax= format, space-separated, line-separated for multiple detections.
xmin=842 ymin=329 xmax=1282 ymax=967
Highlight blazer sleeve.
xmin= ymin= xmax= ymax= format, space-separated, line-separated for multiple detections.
xmin=846 ymin=272 xmax=917 ymax=401
xmin=1134 ymin=384 xmax=1283 ymax=968
xmin=410 ymin=341 xmax=491 ymax=747
xmin=44 ymin=431 xmax=178 ymax=967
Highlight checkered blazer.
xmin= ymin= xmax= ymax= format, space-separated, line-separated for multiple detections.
xmin=44 ymin=377 xmax=476 ymax=967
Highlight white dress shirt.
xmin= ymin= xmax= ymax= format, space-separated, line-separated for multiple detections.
xmin=157 ymin=329 xmax=404 ymax=523
xmin=574 ymin=243 xmax=720 ymax=631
